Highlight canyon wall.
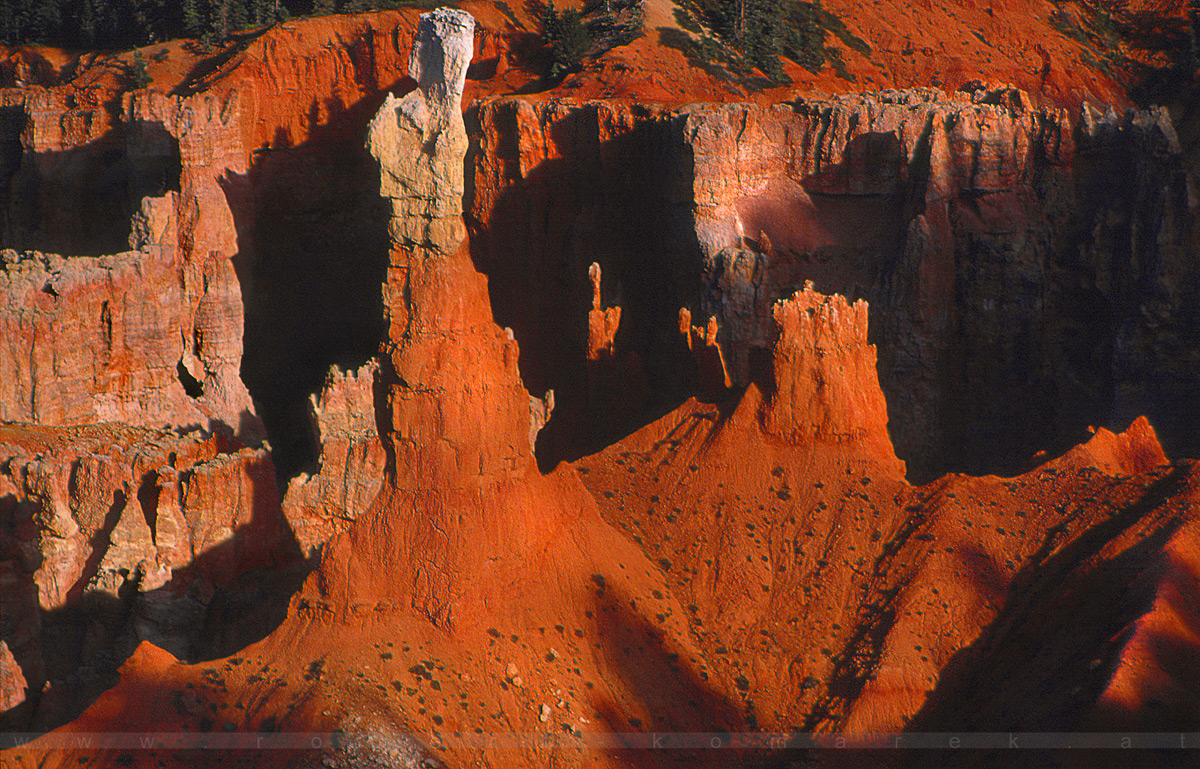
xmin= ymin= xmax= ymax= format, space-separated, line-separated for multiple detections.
xmin=3 ymin=13 xmax=1191 ymax=495
xmin=0 ymin=6 xmax=1196 ymax=751
xmin=0 ymin=12 xmax=511 ymax=470
xmin=468 ymin=87 xmax=1197 ymax=480
xmin=0 ymin=423 xmax=301 ymax=730
xmin=681 ymin=87 xmax=1197 ymax=479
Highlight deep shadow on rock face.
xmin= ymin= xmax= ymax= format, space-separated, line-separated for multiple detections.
xmin=465 ymin=102 xmax=703 ymax=472
xmin=891 ymin=467 xmax=1195 ymax=769
xmin=588 ymin=588 xmax=755 ymax=769
xmin=465 ymin=99 xmax=1200 ymax=484
xmin=222 ymin=90 xmax=397 ymax=483
xmin=0 ymin=439 xmax=307 ymax=735
xmin=0 ymin=117 xmax=181 ymax=256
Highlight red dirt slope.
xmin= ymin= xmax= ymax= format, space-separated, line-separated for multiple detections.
xmin=6 ymin=277 xmax=1197 ymax=769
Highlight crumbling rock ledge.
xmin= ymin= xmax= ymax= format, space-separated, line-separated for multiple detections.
xmin=0 ymin=423 xmax=300 ymax=731
xmin=282 ymin=361 xmax=386 ymax=555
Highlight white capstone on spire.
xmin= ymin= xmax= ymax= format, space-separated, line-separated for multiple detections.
xmin=366 ymin=8 xmax=475 ymax=250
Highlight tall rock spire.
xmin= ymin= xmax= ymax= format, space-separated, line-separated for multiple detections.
xmin=317 ymin=10 xmax=591 ymax=627
xmin=366 ymin=7 xmax=474 ymax=252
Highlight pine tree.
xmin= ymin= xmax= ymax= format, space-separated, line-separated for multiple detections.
xmin=77 ymin=0 xmax=98 ymax=47
xmin=32 ymin=0 xmax=64 ymax=42
xmin=0 ymin=0 xmax=18 ymax=44
xmin=539 ymin=1 xmax=594 ymax=77
xmin=120 ymin=49 xmax=153 ymax=89
xmin=183 ymin=0 xmax=203 ymax=37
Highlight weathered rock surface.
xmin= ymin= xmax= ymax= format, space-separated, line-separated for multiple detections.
xmin=679 ymin=307 xmax=731 ymax=395
xmin=367 ymin=8 xmax=473 ymax=245
xmin=466 ymin=86 xmax=1196 ymax=480
xmin=323 ymin=7 xmax=517 ymax=623
xmin=10 ymin=26 xmax=1182 ymax=485
xmin=0 ymin=8 xmax=1196 ymax=768
xmin=0 ymin=86 xmax=257 ymax=433
xmin=0 ymin=640 xmax=26 ymax=713
xmin=0 ymin=423 xmax=300 ymax=730
xmin=282 ymin=361 xmax=386 ymax=554
xmin=311 ymin=8 xmax=609 ymax=631
xmin=0 ymin=248 xmax=247 ymax=428
xmin=760 ymin=283 xmax=901 ymax=471
xmin=586 ymin=262 xmax=621 ymax=362
xmin=0 ymin=12 xmax=480 ymax=467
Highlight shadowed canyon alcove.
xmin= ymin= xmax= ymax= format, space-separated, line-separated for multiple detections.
xmin=223 ymin=91 xmax=395 ymax=483
xmin=0 ymin=117 xmax=181 ymax=257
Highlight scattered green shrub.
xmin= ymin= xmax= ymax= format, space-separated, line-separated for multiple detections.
xmin=673 ymin=0 xmax=866 ymax=84
xmin=531 ymin=0 xmax=645 ymax=79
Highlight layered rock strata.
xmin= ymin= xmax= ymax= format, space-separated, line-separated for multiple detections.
xmin=0 ymin=424 xmax=300 ymax=730
xmin=0 ymin=11 xmax=490 ymax=462
xmin=468 ymin=86 xmax=1196 ymax=479
xmin=5 ymin=35 xmax=1189 ymax=481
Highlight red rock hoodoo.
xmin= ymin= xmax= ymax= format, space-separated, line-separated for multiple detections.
xmin=1 ymin=3 xmax=1198 ymax=769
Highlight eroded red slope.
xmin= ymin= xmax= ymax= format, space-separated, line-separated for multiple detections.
xmin=1 ymin=5 xmax=1198 ymax=769
xmin=7 ymin=275 xmax=1197 ymax=769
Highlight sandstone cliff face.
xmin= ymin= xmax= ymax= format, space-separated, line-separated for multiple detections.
xmin=467 ymin=87 xmax=1196 ymax=480
xmin=0 ymin=424 xmax=300 ymax=730
xmin=679 ymin=87 xmax=1197 ymax=479
xmin=0 ymin=86 xmax=257 ymax=433
xmin=3 ymin=19 xmax=1187 ymax=515
xmin=0 ymin=248 xmax=222 ymax=427
xmin=0 ymin=12 xmax=445 ymax=462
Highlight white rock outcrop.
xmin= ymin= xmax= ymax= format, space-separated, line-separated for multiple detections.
xmin=366 ymin=8 xmax=475 ymax=252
